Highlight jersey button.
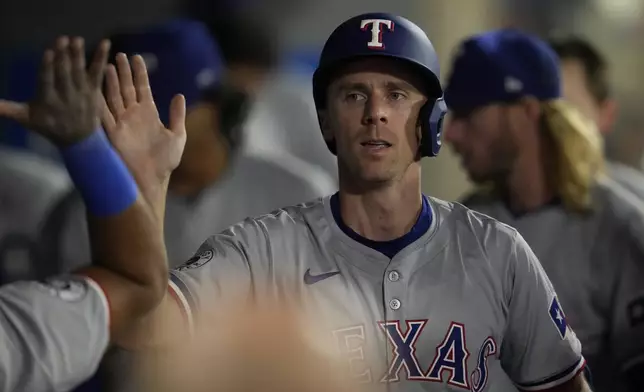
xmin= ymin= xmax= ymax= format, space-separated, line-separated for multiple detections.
xmin=388 ymin=270 xmax=400 ymax=282
xmin=389 ymin=298 xmax=401 ymax=310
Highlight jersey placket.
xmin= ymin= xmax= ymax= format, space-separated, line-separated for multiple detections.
xmin=380 ymin=256 xmax=414 ymax=385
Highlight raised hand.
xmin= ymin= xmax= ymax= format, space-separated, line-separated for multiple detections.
xmin=0 ymin=37 xmax=110 ymax=146
xmin=101 ymin=53 xmax=187 ymax=214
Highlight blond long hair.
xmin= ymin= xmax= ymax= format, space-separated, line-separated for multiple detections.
xmin=541 ymin=99 xmax=605 ymax=212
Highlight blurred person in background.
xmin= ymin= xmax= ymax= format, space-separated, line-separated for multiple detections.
xmin=548 ymin=36 xmax=644 ymax=199
xmin=444 ymin=29 xmax=644 ymax=392
xmin=203 ymin=12 xmax=339 ymax=185
xmin=44 ymin=18 xmax=335 ymax=272
xmin=244 ymin=67 xmax=340 ymax=184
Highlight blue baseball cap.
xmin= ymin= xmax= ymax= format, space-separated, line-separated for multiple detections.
xmin=444 ymin=28 xmax=561 ymax=111
xmin=109 ymin=18 xmax=223 ymax=125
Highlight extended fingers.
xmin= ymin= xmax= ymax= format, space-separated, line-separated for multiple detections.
xmin=131 ymin=55 xmax=154 ymax=103
xmin=98 ymin=92 xmax=116 ymax=132
xmin=53 ymin=36 xmax=73 ymax=99
xmin=168 ymin=94 xmax=186 ymax=135
xmin=115 ymin=53 xmax=137 ymax=107
xmin=70 ymin=37 xmax=86 ymax=89
xmin=88 ymin=39 xmax=111 ymax=90
xmin=105 ymin=64 xmax=125 ymax=118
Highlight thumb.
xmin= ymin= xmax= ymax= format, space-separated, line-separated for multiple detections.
xmin=168 ymin=94 xmax=186 ymax=135
xmin=0 ymin=100 xmax=29 ymax=124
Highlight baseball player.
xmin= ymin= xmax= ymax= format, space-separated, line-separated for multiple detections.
xmin=443 ymin=29 xmax=644 ymax=392
xmin=98 ymin=13 xmax=592 ymax=392
xmin=0 ymin=36 xmax=181 ymax=391
xmin=548 ymin=36 xmax=644 ymax=199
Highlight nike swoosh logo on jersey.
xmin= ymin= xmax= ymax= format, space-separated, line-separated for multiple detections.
xmin=304 ymin=269 xmax=340 ymax=285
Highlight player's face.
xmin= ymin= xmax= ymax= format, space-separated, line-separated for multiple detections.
xmin=322 ymin=58 xmax=427 ymax=184
xmin=560 ymin=59 xmax=616 ymax=135
xmin=560 ymin=59 xmax=601 ymax=129
xmin=444 ymin=104 xmax=519 ymax=184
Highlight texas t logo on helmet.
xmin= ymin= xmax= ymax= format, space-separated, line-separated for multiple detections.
xmin=360 ymin=19 xmax=394 ymax=50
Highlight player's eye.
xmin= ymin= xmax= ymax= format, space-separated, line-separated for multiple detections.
xmin=389 ymin=91 xmax=406 ymax=101
xmin=346 ymin=92 xmax=366 ymax=102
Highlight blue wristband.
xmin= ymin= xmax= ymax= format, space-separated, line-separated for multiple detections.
xmin=61 ymin=130 xmax=138 ymax=217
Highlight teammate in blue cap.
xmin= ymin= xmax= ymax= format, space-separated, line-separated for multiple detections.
xmin=444 ymin=28 xmax=644 ymax=392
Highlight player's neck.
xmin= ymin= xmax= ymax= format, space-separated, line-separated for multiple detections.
xmin=338 ymin=167 xmax=423 ymax=241
xmin=504 ymin=144 xmax=555 ymax=213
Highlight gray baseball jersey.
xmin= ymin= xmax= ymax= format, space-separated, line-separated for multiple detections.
xmin=0 ymin=275 xmax=109 ymax=392
xmin=45 ymin=150 xmax=337 ymax=273
xmin=462 ymin=176 xmax=644 ymax=392
xmin=168 ymin=195 xmax=584 ymax=392
xmin=0 ymin=147 xmax=72 ymax=282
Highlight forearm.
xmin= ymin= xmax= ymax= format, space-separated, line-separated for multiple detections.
xmin=110 ymin=289 xmax=186 ymax=350
xmin=77 ymin=196 xmax=168 ymax=339
xmin=56 ymin=127 xmax=169 ymax=340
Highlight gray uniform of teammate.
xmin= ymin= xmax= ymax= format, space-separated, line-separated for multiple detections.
xmin=0 ymin=275 xmax=109 ymax=392
xmin=607 ymin=161 xmax=644 ymax=200
xmin=168 ymin=196 xmax=584 ymax=391
xmin=0 ymin=147 xmax=72 ymax=282
xmin=463 ymin=178 xmax=644 ymax=391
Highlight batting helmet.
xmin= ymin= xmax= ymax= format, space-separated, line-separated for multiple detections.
xmin=312 ymin=13 xmax=446 ymax=157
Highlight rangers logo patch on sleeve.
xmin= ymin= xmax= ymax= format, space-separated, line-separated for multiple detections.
xmin=176 ymin=249 xmax=214 ymax=271
xmin=36 ymin=275 xmax=88 ymax=302
xmin=549 ymin=296 xmax=567 ymax=339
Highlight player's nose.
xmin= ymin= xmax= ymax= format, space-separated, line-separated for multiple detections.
xmin=362 ymin=97 xmax=388 ymax=126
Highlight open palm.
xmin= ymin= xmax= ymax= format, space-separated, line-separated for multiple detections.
xmin=101 ymin=53 xmax=186 ymax=210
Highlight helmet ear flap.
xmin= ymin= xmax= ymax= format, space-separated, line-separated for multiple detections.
xmin=419 ymin=97 xmax=447 ymax=157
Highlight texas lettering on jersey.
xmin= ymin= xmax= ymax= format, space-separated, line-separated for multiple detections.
xmin=169 ymin=197 xmax=585 ymax=391
xmin=333 ymin=321 xmax=495 ymax=391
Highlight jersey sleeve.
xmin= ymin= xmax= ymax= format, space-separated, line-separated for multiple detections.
xmin=0 ymin=275 xmax=110 ymax=392
xmin=500 ymin=231 xmax=585 ymax=390
xmin=168 ymin=218 xmax=269 ymax=330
